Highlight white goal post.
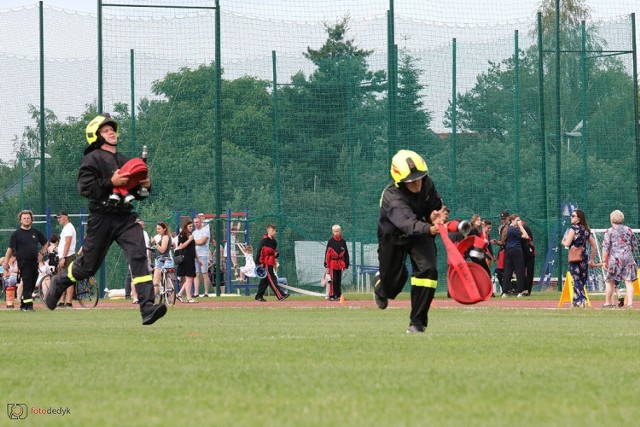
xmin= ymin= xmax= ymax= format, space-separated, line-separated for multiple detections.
xmin=589 ymin=228 xmax=640 ymax=292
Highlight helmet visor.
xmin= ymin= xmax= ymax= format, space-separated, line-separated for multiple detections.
xmin=402 ymin=170 xmax=427 ymax=183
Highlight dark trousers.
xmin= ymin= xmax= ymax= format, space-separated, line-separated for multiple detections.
xmin=502 ymin=247 xmax=526 ymax=294
xmin=329 ymin=268 xmax=343 ymax=298
xmin=377 ymin=234 xmax=438 ymax=328
xmin=65 ymin=213 xmax=154 ymax=311
xmin=524 ymin=256 xmax=535 ymax=294
xmin=17 ymin=259 xmax=38 ymax=308
xmin=255 ymin=265 xmax=286 ymax=300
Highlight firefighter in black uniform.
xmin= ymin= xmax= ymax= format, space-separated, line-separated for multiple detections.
xmin=45 ymin=113 xmax=166 ymax=325
xmin=254 ymin=224 xmax=289 ymax=302
xmin=374 ymin=150 xmax=449 ymax=334
xmin=324 ymin=224 xmax=350 ymax=301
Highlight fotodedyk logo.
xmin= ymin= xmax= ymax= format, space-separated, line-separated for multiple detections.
xmin=7 ymin=403 xmax=71 ymax=419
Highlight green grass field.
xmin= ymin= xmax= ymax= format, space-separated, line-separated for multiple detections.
xmin=2 ymin=297 xmax=640 ymax=426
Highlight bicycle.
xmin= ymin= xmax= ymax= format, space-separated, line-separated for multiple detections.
xmin=36 ymin=268 xmax=99 ymax=309
xmin=149 ymin=248 xmax=177 ymax=307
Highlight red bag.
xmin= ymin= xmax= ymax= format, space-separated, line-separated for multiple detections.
xmin=497 ymin=249 xmax=505 ymax=269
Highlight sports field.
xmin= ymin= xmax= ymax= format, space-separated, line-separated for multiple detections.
xmin=2 ymin=294 xmax=639 ymax=426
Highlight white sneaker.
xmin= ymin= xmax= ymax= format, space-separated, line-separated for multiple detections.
xmin=501 ymin=293 xmax=508 ymax=298
xmin=517 ymin=292 xmax=525 ymax=298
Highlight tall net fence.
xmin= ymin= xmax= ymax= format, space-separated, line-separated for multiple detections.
xmin=1 ymin=1 xmax=639 ymax=293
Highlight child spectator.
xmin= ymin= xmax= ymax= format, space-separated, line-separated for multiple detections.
xmin=237 ymin=243 xmax=256 ymax=281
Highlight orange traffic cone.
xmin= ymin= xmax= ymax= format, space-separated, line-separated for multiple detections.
xmin=339 ymin=294 xmax=345 ymax=304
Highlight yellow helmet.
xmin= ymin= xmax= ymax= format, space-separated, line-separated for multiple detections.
xmin=86 ymin=113 xmax=119 ymax=145
xmin=390 ymin=149 xmax=428 ymax=187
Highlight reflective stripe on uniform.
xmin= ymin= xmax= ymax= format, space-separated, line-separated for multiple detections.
xmin=67 ymin=261 xmax=77 ymax=282
xmin=411 ymin=277 xmax=437 ymax=288
xmin=132 ymin=274 xmax=153 ymax=285
xmin=379 ymin=188 xmax=387 ymax=207
xmin=23 ymin=298 xmax=33 ymax=303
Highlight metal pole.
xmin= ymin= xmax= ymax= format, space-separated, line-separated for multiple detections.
xmin=98 ymin=0 xmax=103 ymax=112
xmin=537 ymin=12 xmax=550 ymax=268
xmin=581 ymin=21 xmax=589 ymax=210
xmin=19 ymin=154 xmax=24 ymax=210
xmin=451 ymin=38 xmax=457 ymax=215
xmin=347 ymin=55 xmax=357 ymax=285
xmin=631 ymin=13 xmax=640 ymax=227
xmin=514 ymin=30 xmax=521 ymax=212
xmin=214 ymin=0 xmax=222 ymax=296
xmin=130 ymin=49 xmax=136 ymax=156
xmin=97 ymin=0 xmax=105 ymax=293
xmin=39 ymin=1 xmax=46 ymax=215
xmin=387 ymin=0 xmax=396 ymax=160
xmin=272 ymin=51 xmax=281 ymax=219
xmin=554 ymin=0 xmax=563 ymax=288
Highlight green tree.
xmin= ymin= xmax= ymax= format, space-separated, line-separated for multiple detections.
xmin=397 ymin=50 xmax=434 ymax=152
xmin=279 ymin=16 xmax=386 ymax=187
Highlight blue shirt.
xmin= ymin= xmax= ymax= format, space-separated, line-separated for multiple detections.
xmin=505 ymin=226 xmax=523 ymax=250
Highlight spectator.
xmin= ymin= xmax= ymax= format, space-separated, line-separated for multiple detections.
xmin=468 ymin=214 xmax=483 ymax=236
xmin=176 ymin=219 xmax=197 ymax=303
xmin=237 ymin=243 xmax=256 ymax=281
xmin=490 ymin=210 xmax=510 ymax=293
xmin=224 ymin=221 xmax=241 ymax=280
xmin=208 ymin=238 xmax=227 ymax=289
xmin=467 ymin=214 xmax=491 ymax=278
xmin=254 ymin=224 xmax=289 ymax=302
xmin=152 ymin=221 xmax=173 ymax=299
xmin=44 ymin=113 xmax=166 ymax=325
xmin=274 ymin=261 xmax=290 ymax=290
xmin=46 ymin=234 xmax=60 ymax=269
xmin=2 ymin=255 xmax=20 ymax=301
xmin=192 ymin=216 xmax=212 ymax=297
xmin=56 ymin=212 xmax=77 ymax=307
xmin=170 ymin=231 xmax=178 ymax=251
xmin=482 ymin=219 xmax=496 ymax=268
xmin=601 ymin=210 xmax=638 ymax=308
xmin=374 ymin=149 xmax=448 ymax=334
xmin=3 ymin=210 xmax=48 ymax=311
xmin=520 ymin=218 xmax=535 ymax=296
xmin=561 ymin=209 xmax=596 ymax=308
xmin=324 ymin=224 xmax=350 ymax=301
xmin=501 ymin=214 xmax=529 ymax=298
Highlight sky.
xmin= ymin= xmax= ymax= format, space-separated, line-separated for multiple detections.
xmin=1 ymin=0 xmax=638 ymax=161
xmin=2 ymin=0 xmax=637 ymax=20
xmin=3 ymin=1 xmax=94 ymax=13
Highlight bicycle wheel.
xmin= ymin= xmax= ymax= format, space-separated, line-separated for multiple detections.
xmin=37 ymin=273 xmax=53 ymax=307
xmin=76 ymin=276 xmax=99 ymax=308
xmin=167 ymin=271 xmax=177 ymax=306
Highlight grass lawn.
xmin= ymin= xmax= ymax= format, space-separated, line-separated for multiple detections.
xmin=1 ymin=297 xmax=640 ymax=426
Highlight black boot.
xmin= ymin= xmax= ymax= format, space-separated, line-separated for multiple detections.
xmin=45 ymin=274 xmax=74 ymax=310
xmin=136 ymin=282 xmax=167 ymax=325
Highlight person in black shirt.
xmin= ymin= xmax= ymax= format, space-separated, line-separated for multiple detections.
xmin=375 ymin=150 xmax=448 ymax=334
xmin=3 ymin=210 xmax=48 ymax=311
xmin=45 ymin=113 xmax=166 ymax=325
